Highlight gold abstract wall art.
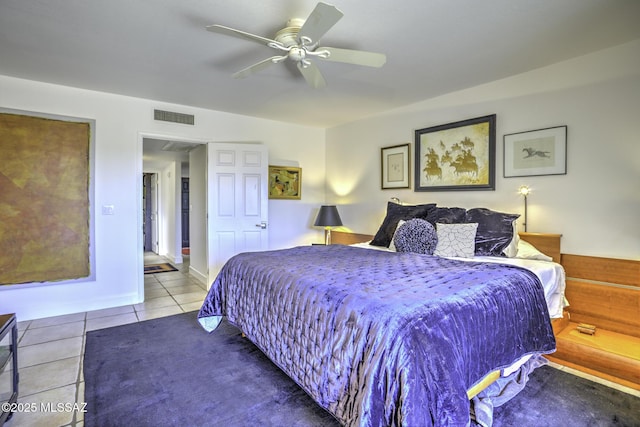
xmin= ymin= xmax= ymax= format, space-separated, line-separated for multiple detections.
xmin=268 ymin=165 xmax=301 ymax=200
xmin=0 ymin=110 xmax=93 ymax=286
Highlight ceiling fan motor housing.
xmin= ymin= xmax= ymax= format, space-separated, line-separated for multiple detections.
xmin=275 ymin=19 xmax=305 ymax=47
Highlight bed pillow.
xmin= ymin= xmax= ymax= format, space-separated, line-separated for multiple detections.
xmin=516 ymin=240 xmax=553 ymax=261
xmin=393 ymin=219 xmax=438 ymax=255
xmin=503 ymin=221 xmax=520 ymax=257
xmin=388 ymin=220 xmax=404 ymax=251
xmin=425 ymin=207 xmax=466 ymax=225
xmin=370 ymin=202 xmax=437 ymax=247
xmin=464 ymin=208 xmax=519 ymax=257
xmin=433 ymin=223 xmax=478 ymax=258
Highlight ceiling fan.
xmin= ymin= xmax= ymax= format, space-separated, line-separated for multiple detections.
xmin=206 ymin=2 xmax=386 ymax=89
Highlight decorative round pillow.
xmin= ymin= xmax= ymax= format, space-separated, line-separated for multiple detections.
xmin=393 ymin=218 xmax=438 ymax=255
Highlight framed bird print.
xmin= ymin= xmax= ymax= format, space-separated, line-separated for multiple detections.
xmin=503 ymin=126 xmax=567 ymax=177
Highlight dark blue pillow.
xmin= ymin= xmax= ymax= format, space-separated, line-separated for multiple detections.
xmin=393 ymin=219 xmax=438 ymax=255
xmin=425 ymin=207 xmax=466 ymax=225
xmin=465 ymin=208 xmax=519 ymax=256
xmin=370 ymin=202 xmax=436 ymax=247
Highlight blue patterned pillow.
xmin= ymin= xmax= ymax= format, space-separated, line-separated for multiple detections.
xmin=393 ymin=219 xmax=438 ymax=255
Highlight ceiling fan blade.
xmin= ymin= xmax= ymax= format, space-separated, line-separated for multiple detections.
xmin=298 ymin=2 xmax=344 ymax=43
xmin=320 ymin=47 xmax=387 ymax=68
xmin=232 ymin=56 xmax=286 ymax=79
xmin=297 ymin=61 xmax=326 ymax=89
xmin=206 ymin=24 xmax=282 ymax=48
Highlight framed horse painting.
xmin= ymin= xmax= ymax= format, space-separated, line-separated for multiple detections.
xmin=414 ymin=115 xmax=496 ymax=191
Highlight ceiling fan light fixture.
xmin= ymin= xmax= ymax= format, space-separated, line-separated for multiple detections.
xmin=206 ymin=2 xmax=386 ymax=88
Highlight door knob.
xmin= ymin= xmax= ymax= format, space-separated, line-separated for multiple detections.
xmin=255 ymin=222 xmax=267 ymax=229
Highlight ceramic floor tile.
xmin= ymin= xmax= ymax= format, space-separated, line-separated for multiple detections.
xmin=145 ymin=288 xmax=170 ymax=299
xmin=159 ymin=277 xmax=192 ymax=288
xmin=172 ymin=291 xmax=207 ymax=305
xmin=136 ymin=305 xmax=184 ymax=321
xmin=180 ymin=301 xmax=204 ymax=312
xmin=5 ymin=384 xmax=79 ymax=427
xmin=144 ymin=282 xmax=164 ymax=290
xmin=17 ymin=320 xmax=32 ymax=331
xmin=77 ymin=381 xmax=85 ymax=423
xmin=85 ymin=313 xmax=139 ymax=332
xmin=133 ymin=296 xmax=179 ymax=312
xmin=16 ymin=321 xmax=30 ymax=343
xmin=85 ymin=305 xmax=135 ymax=320
xmin=163 ymin=284 xmax=206 ymax=295
xmin=19 ymin=336 xmax=83 ymax=368
xmin=19 ymin=357 xmax=80 ymax=396
xmin=19 ymin=321 xmax=85 ymax=346
xmin=155 ymin=271 xmax=186 ymax=282
xmin=29 ymin=312 xmax=86 ymax=329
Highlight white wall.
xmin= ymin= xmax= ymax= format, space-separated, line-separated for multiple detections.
xmin=326 ymin=40 xmax=640 ymax=260
xmin=0 ymin=75 xmax=326 ymax=321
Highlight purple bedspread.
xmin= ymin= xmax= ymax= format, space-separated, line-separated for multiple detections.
xmin=198 ymin=245 xmax=555 ymax=426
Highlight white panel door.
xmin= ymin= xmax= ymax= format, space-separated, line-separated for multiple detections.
xmin=207 ymin=143 xmax=268 ymax=283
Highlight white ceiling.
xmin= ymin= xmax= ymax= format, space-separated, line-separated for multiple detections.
xmin=1 ymin=0 xmax=640 ymax=129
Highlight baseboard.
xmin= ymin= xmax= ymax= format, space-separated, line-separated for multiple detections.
xmin=189 ymin=265 xmax=207 ymax=286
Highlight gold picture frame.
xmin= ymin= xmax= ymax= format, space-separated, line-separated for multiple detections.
xmin=268 ymin=165 xmax=302 ymax=199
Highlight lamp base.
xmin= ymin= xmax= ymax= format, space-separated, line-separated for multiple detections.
xmin=325 ymin=228 xmax=332 ymax=245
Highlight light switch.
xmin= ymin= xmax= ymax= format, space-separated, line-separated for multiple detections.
xmin=102 ymin=204 xmax=115 ymax=215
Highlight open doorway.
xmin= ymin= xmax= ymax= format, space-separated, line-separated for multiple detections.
xmin=181 ymin=177 xmax=189 ymax=255
xmin=142 ymin=137 xmax=203 ymax=265
xmin=142 ymin=172 xmax=157 ymax=253
xmin=140 ymin=138 xmax=269 ymax=288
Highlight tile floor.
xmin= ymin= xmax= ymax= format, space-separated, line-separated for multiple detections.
xmin=3 ymin=253 xmax=208 ymax=427
xmin=3 ymin=253 xmax=639 ymax=427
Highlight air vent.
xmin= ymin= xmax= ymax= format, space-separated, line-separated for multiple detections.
xmin=153 ymin=109 xmax=195 ymax=125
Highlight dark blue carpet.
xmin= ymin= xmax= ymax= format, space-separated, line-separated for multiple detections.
xmin=84 ymin=311 xmax=640 ymax=427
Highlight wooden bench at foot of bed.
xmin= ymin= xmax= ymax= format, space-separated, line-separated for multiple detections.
xmin=546 ymin=254 xmax=640 ymax=391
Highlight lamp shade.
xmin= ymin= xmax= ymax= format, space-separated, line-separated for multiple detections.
xmin=314 ymin=205 xmax=343 ymax=227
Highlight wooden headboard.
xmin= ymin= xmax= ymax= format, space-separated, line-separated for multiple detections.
xmin=518 ymin=232 xmax=562 ymax=264
xmin=330 ymin=230 xmax=562 ymax=263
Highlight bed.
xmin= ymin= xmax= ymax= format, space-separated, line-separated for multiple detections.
xmin=198 ymin=203 xmax=566 ymax=426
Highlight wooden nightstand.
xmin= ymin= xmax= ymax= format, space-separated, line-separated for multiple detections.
xmin=0 ymin=313 xmax=18 ymax=424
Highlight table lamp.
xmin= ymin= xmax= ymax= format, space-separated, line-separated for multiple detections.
xmin=314 ymin=205 xmax=343 ymax=245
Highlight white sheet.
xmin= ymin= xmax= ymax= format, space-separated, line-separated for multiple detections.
xmin=349 ymin=242 xmax=567 ymax=319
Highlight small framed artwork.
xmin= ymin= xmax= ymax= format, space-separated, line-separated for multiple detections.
xmin=268 ymin=165 xmax=302 ymax=199
xmin=503 ymin=126 xmax=567 ymax=177
xmin=414 ymin=114 xmax=496 ymax=191
xmin=381 ymin=143 xmax=410 ymax=189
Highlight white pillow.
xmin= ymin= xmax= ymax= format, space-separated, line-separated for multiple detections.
xmin=502 ymin=220 xmax=520 ymax=257
xmin=388 ymin=220 xmax=405 ymax=251
xmin=515 ymin=240 xmax=553 ymax=261
xmin=434 ymin=223 xmax=478 ymax=258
